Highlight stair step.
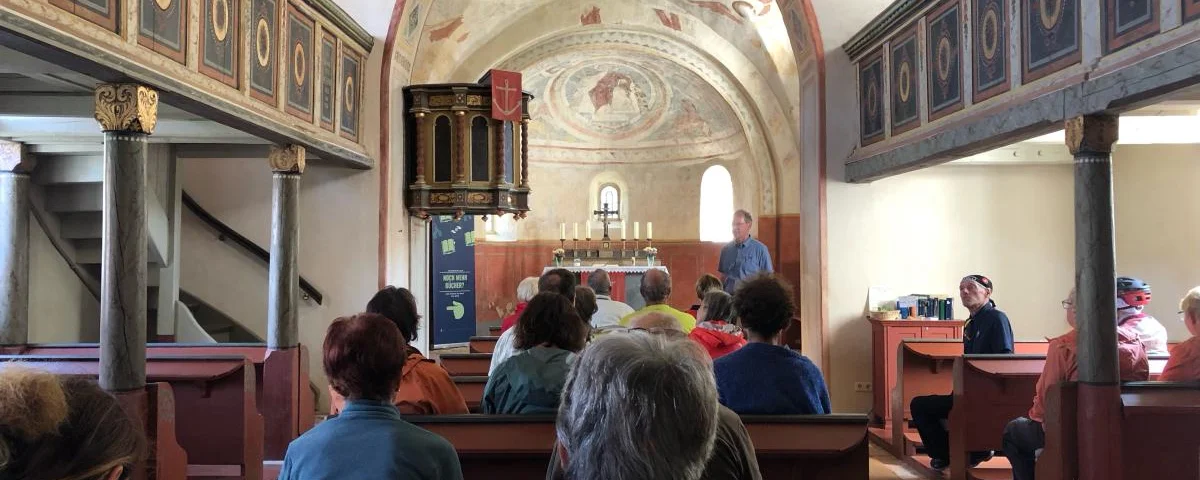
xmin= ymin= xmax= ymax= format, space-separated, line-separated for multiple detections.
xmin=59 ymin=212 xmax=102 ymax=240
xmin=74 ymin=239 xmax=101 ymax=264
xmin=46 ymin=183 xmax=101 ymax=213
xmin=32 ymin=155 xmax=104 ymax=185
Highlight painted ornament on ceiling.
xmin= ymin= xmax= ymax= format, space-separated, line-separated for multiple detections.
xmin=550 ymin=60 xmax=667 ymax=140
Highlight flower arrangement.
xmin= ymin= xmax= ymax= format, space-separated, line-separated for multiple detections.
xmin=553 ymin=248 xmax=566 ymax=257
xmin=642 ymin=246 xmax=658 ymax=256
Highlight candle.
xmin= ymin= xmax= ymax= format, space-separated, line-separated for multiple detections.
xmin=560 ymin=223 xmax=566 ymax=240
xmin=647 ymin=222 xmax=653 ymax=240
xmin=585 ymin=221 xmax=591 ymax=239
xmin=634 ymin=222 xmax=639 ymax=240
xmin=621 ymin=223 xmax=627 ymax=241
xmin=573 ymin=223 xmax=579 ymax=240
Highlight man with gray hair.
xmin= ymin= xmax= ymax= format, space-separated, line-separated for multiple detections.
xmin=587 ymin=269 xmax=634 ymax=330
xmin=718 ymin=210 xmax=773 ymax=294
xmin=619 ymin=269 xmax=697 ymax=331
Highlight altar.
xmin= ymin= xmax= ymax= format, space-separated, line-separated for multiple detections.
xmin=542 ymin=265 xmax=668 ymax=310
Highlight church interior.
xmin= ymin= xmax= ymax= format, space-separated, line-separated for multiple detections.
xmin=2 ymin=0 xmax=1200 ymax=478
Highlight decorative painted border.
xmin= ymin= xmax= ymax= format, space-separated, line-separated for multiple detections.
xmin=319 ymin=31 xmax=337 ymax=132
xmin=972 ymin=0 xmax=1010 ymax=102
xmin=199 ymin=0 xmax=239 ymax=88
xmin=48 ymin=0 xmax=120 ymax=33
xmin=137 ymin=0 xmax=187 ymax=64
xmin=1022 ymin=0 xmax=1082 ymax=83
xmin=285 ymin=4 xmax=315 ymax=122
xmin=926 ymin=0 xmax=963 ymax=121
xmin=1105 ymin=0 xmax=1159 ymax=53
xmin=890 ymin=26 xmax=921 ymax=134
xmin=859 ymin=48 xmax=886 ymax=145
xmin=1187 ymin=0 xmax=1200 ymax=23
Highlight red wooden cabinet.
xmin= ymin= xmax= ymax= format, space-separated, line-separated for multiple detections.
xmin=870 ymin=318 xmax=965 ymax=425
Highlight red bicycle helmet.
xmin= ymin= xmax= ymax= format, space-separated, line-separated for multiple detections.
xmin=1117 ymin=276 xmax=1152 ymax=307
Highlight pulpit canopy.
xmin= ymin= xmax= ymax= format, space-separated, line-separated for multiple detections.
xmin=403 ymin=83 xmax=534 ymax=220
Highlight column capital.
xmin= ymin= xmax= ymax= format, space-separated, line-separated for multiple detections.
xmin=269 ymin=145 xmax=306 ymax=173
xmin=94 ymin=84 xmax=159 ymax=134
xmin=0 ymin=141 xmax=36 ymax=173
xmin=1066 ymin=114 xmax=1118 ymax=155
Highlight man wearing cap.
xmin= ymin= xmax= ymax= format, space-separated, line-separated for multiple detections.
xmin=910 ymin=274 xmax=1014 ymax=471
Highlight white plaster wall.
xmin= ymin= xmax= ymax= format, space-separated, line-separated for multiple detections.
xmin=28 ymin=214 xmax=98 ymax=342
xmin=179 ymin=157 xmax=380 ymax=411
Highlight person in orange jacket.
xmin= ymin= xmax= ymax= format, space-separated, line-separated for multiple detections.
xmin=365 ymin=286 xmax=469 ymax=415
xmin=1160 ymin=287 xmax=1200 ymax=381
xmin=688 ymin=289 xmax=747 ymax=360
xmin=1001 ymin=288 xmax=1149 ymax=480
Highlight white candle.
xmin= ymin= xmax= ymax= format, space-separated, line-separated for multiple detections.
xmin=560 ymin=223 xmax=566 ymax=240
xmin=621 ymin=223 xmax=627 ymax=241
xmin=585 ymin=221 xmax=591 ymax=239
xmin=634 ymin=222 xmax=639 ymax=240
xmin=647 ymin=222 xmax=653 ymax=240
xmin=573 ymin=223 xmax=579 ymax=240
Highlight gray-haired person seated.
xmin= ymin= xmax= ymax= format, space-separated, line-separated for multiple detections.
xmin=547 ymin=325 xmax=762 ymax=480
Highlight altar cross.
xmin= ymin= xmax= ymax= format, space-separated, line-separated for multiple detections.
xmin=593 ymin=202 xmax=618 ymax=240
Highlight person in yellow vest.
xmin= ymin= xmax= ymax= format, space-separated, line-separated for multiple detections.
xmin=620 ymin=269 xmax=697 ymax=332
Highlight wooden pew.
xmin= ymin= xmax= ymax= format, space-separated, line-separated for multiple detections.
xmin=469 ymin=336 xmax=498 ymax=354
xmin=488 ymin=325 xmax=502 ymax=336
xmin=3 ymin=355 xmax=264 ymax=479
xmin=408 ymin=414 xmax=869 ymax=480
xmin=947 ymin=355 xmax=1170 ymax=480
xmin=20 ymin=342 xmax=314 ymax=460
xmin=439 ymin=352 xmax=492 ymax=376
xmin=1039 ymin=381 xmax=1200 ymax=480
xmin=453 ymin=375 xmax=487 ymax=412
xmin=120 ymin=382 xmax=190 ymax=480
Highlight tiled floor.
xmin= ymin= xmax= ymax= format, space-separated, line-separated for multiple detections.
xmin=869 ymin=443 xmax=927 ymax=479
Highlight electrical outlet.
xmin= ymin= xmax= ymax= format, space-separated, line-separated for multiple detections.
xmin=854 ymin=382 xmax=872 ymax=392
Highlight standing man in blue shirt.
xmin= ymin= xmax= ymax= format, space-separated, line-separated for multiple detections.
xmin=718 ymin=210 xmax=774 ymax=294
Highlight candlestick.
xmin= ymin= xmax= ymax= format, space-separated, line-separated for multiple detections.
xmin=560 ymin=223 xmax=566 ymax=240
xmin=647 ymin=222 xmax=653 ymax=240
xmin=634 ymin=222 xmax=639 ymax=240
xmin=573 ymin=223 xmax=579 ymax=241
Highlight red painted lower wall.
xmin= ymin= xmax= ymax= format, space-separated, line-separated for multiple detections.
xmin=475 ymin=220 xmax=799 ymax=325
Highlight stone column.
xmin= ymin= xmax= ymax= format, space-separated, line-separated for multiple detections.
xmin=1067 ymin=114 xmax=1121 ymax=480
xmin=0 ymin=141 xmax=34 ymax=346
xmin=94 ymin=84 xmax=157 ymax=391
xmin=267 ymin=145 xmax=304 ymax=349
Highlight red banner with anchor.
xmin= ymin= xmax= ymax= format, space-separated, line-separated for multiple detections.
xmin=490 ymin=69 xmax=523 ymax=121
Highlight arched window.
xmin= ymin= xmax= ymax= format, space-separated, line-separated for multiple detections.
xmin=598 ymin=184 xmax=621 ymax=218
xmin=699 ymin=165 xmax=734 ymax=242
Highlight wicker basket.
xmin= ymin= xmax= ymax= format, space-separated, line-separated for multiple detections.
xmin=868 ymin=310 xmax=901 ymax=321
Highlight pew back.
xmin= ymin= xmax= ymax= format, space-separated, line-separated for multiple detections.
xmin=949 ymin=355 xmax=1043 ymax=480
xmin=453 ymin=375 xmax=487 ymax=412
xmin=469 ymin=336 xmax=497 ymax=353
xmin=439 ymin=353 xmax=492 ymax=376
xmin=1 ymin=354 xmax=264 ymax=479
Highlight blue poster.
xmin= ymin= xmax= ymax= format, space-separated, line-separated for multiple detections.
xmin=430 ymin=215 xmax=477 ymax=347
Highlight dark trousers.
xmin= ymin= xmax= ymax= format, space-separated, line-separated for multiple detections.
xmin=910 ymin=394 xmax=953 ymax=461
xmin=1002 ymin=417 xmax=1044 ymax=480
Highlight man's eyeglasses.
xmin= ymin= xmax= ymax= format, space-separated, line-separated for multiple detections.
xmin=1061 ymin=300 xmax=1074 ymax=310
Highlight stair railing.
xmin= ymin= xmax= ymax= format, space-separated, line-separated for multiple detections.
xmin=181 ymin=191 xmax=324 ymax=305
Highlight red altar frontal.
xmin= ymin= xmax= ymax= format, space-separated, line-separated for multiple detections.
xmin=542 ymin=266 xmax=668 ymax=309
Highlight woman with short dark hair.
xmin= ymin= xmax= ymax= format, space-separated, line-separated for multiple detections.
xmin=280 ymin=313 xmax=463 ymax=480
xmin=366 ymin=286 xmax=469 ymax=415
xmin=713 ymin=274 xmax=830 ymax=415
xmin=482 ymin=292 xmax=588 ymax=414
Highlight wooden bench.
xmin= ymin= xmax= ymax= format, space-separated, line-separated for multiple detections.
xmin=439 ymin=352 xmax=492 ymax=376
xmin=20 ymin=342 xmax=313 ymax=460
xmin=2 ymin=354 xmax=264 ymax=479
xmin=1039 ymin=381 xmax=1200 ymax=480
xmin=119 ymin=382 xmax=189 ymax=480
xmin=408 ymin=414 xmax=869 ymax=480
xmin=469 ymin=336 xmax=498 ymax=354
xmin=453 ymin=375 xmax=487 ymax=412
xmin=488 ymin=325 xmax=501 ymax=336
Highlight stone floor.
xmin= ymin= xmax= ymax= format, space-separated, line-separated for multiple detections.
xmin=869 ymin=443 xmax=926 ymax=479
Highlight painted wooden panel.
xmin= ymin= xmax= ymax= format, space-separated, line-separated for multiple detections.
xmin=973 ymin=0 xmax=1009 ymax=102
xmin=249 ymin=0 xmax=278 ymax=105
xmin=49 ymin=0 xmax=120 ymax=32
xmin=1023 ymin=0 xmax=1081 ymax=83
xmin=926 ymin=0 xmax=963 ymax=121
xmin=1104 ymin=0 xmax=1158 ymax=53
xmin=319 ymin=32 xmax=337 ymax=131
xmin=200 ymin=0 xmax=239 ymax=87
xmin=285 ymin=6 xmax=315 ymax=121
xmin=859 ymin=49 xmax=885 ymax=146
xmin=890 ymin=28 xmax=920 ymax=134
xmin=138 ymin=0 xmax=186 ymax=63
xmin=1187 ymin=0 xmax=1200 ymax=23
xmin=340 ymin=49 xmax=362 ymax=141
